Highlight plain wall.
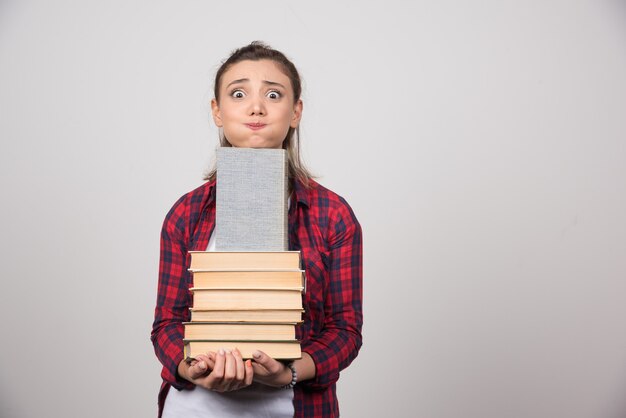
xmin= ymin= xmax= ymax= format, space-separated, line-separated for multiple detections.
xmin=1 ymin=1 xmax=625 ymax=417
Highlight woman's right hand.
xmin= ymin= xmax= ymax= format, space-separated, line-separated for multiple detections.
xmin=177 ymin=348 xmax=254 ymax=392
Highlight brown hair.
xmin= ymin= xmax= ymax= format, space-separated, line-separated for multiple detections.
xmin=205 ymin=41 xmax=314 ymax=186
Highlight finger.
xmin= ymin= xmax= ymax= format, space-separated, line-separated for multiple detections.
xmin=187 ymin=359 xmax=209 ymax=380
xmin=196 ymin=353 xmax=215 ymax=370
xmin=252 ymin=350 xmax=282 ymax=374
xmin=211 ymin=349 xmax=226 ymax=380
xmin=251 ymin=361 xmax=269 ymax=377
xmin=233 ymin=348 xmax=245 ymax=382
xmin=205 ymin=352 xmax=216 ymax=369
xmin=244 ymin=359 xmax=254 ymax=386
xmin=199 ymin=349 xmax=225 ymax=391
xmin=223 ymin=349 xmax=236 ymax=389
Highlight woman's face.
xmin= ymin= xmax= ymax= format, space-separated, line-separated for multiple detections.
xmin=211 ymin=59 xmax=302 ymax=149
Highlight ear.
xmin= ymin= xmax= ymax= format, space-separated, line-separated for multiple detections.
xmin=211 ymin=98 xmax=223 ymax=127
xmin=290 ymin=99 xmax=303 ymax=128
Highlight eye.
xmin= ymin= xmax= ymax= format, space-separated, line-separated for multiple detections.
xmin=230 ymin=89 xmax=246 ymax=99
xmin=267 ymin=90 xmax=281 ymax=99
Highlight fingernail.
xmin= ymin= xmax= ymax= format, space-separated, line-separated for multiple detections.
xmin=198 ymin=361 xmax=206 ymax=370
xmin=252 ymin=350 xmax=261 ymax=359
xmin=246 ymin=360 xmax=252 ymax=367
xmin=225 ymin=348 xmax=231 ymax=354
xmin=219 ymin=348 xmax=225 ymax=355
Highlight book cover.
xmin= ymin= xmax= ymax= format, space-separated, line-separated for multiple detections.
xmin=215 ymin=147 xmax=288 ymax=251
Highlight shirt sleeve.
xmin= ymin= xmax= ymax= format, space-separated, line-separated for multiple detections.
xmin=150 ymin=198 xmax=194 ymax=391
xmin=300 ymin=200 xmax=363 ymax=390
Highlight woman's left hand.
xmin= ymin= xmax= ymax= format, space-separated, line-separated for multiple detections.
xmin=250 ymin=350 xmax=293 ymax=387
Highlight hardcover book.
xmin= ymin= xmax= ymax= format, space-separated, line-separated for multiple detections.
xmin=215 ymin=147 xmax=288 ymax=251
xmin=190 ymin=288 xmax=303 ymax=310
xmin=188 ymin=251 xmax=301 ymax=270
xmin=190 ymin=269 xmax=305 ymax=290
xmin=189 ymin=309 xmax=303 ymax=323
xmin=184 ymin=340 xmax=301 ymax=360
xmin=183 ymin=322 xmax=296 ymax=340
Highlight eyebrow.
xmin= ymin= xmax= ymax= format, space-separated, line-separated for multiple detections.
xmin=225 ymin=78 xmax=287 ymax=89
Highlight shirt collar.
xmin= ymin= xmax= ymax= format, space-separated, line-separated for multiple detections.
xmin=207 ymin=179 xmax=217 ymax=205
xmin=291 ymin=178 xmax=310 ymax=208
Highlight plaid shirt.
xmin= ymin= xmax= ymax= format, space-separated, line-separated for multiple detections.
xmin=151 ymin=178 xmax=363 ymax=417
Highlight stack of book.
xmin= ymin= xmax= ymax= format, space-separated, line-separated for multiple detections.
xmin=183 ymin=250 xmax=304 ymax=360
xmin=183 ymin=147 xmax=302 ymax=360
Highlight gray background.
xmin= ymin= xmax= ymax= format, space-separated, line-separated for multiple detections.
xmin=1 ymin=1 xmax=626 ymax=417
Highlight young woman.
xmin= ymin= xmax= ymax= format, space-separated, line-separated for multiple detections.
xmin=151 ymin=41 xmax=363 ymax=418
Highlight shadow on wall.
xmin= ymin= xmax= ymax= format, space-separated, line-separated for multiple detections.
xmin=615 ymin=0 xmax=626 ymax=35
xmin=0 ymin=388 xmax=22 ymax=418
xmin=609 ymin=380 xmax=626 ymax=418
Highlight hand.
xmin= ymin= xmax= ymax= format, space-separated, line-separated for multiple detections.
xmin=250 ymin=350 xmax=293 ymax=387
xmin=178 ymin=348 xmax=254 ymax=392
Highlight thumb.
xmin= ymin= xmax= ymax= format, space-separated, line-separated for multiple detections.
xmin=252 ymin=350 xmax=281 ymax=373
xmin=252 ymin=350 xmax=267 ymax=364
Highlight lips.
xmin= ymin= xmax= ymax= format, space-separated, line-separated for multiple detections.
xmin=245 ymin=123 xmax=266 ymax=130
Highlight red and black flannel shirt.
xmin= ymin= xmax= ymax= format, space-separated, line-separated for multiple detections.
xmin=150 ymin=178 xmax=363 ymax=417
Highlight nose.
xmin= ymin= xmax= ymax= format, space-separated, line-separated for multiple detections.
xmin=249 ymin=94 xmax=266 ymax=116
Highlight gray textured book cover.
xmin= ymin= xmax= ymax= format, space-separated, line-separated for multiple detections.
xmin=215 ymin=147 xmax=288 ymax=251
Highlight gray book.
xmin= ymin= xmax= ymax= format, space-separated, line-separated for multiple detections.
xmin=215 ymin=147 xmax=288 ymax=251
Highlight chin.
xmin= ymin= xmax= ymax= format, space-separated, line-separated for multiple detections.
xmin=225 ymin=133 xmax=284 ymax=149
xmin=245 ymin=139 xmax=283 ymax=149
